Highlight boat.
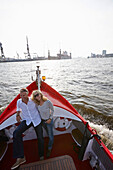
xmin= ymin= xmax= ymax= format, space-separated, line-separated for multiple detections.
xmin=48 ymin=49 xmax=72 ymax=60
xmin=0 ymin=66 xmax=113 ymax=170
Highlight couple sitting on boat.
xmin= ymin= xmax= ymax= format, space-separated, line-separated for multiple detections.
xmin=11 ymin=88 xmax=54 ymax=170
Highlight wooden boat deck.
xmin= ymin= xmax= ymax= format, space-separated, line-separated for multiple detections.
xmin=19 ymin=155 xmax=76 ymax=170
xmin=0 ymin=133 xmax=92 ymax=170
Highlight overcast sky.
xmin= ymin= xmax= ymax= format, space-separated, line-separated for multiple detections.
xmin=0 ymin=0 xmax=113 ymax=58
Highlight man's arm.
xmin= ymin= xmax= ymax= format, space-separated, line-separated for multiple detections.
xmin=16 ymin=99 xmax=22 ymax=122
xmin=16 ymin=111 xmax=21 ymax=122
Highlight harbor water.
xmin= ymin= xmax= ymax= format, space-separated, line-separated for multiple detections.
xmin=0 ymin=58 xmax=113 ymax=151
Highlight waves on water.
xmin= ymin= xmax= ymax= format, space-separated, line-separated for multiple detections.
xmin=0 ymin=58 xmax=113 ymax=150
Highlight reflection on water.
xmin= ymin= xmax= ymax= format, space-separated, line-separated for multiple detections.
xmin=0 ymin=58 xmax=113 ymax=150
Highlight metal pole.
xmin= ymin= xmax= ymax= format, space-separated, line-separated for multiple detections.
xmin=36 ymin=66 xmax=41 ymax=90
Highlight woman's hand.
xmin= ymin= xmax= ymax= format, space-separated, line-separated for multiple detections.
xmin=46 ymin=118 xmax=51 ymax=124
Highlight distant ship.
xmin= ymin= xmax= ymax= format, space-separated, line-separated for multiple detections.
xmin=48 ymin=49 xmax=72 ymax=60
xmin=88 ymin=50 xmax=113 ymax=58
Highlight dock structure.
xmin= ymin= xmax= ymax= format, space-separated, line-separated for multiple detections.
xmin=88 ymin=50 xmax=113 ymax=58
xmin=0 ymin=42 xmax=5 ymax=59
xmin=0 ymin=39 xmax=72 ymax=62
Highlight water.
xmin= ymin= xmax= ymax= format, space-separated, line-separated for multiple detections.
xmin=0 ymin=58 xmax=113 ymax=150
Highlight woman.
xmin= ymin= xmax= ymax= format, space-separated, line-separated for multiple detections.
xmin=32 ymin=90 xmax=54 ymax=158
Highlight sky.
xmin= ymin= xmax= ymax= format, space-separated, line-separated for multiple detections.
xmin=0 ymin=0 xmax=113 ymax=58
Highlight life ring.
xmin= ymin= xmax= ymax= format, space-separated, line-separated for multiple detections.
xmin=54 ymin=117 xmax=72 ymax=131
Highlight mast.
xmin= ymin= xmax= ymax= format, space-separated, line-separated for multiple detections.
xmin=26 ymin=36 xmax=31 ymax=59
xmin=36 ymin=66 xmax=41 ymax=90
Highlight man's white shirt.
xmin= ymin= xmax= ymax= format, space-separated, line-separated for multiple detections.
xmin=17 ymin=97 xmax=41 ymax=127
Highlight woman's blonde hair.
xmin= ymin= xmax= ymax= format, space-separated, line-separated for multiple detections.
xmin=31 ymin=90 xmax=47 ymax=105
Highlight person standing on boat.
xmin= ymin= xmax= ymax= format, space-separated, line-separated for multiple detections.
xmin=32 ymin=90 xmax=54 ymax=158
xmin=11 ymin=88 xmax=44 ymax=170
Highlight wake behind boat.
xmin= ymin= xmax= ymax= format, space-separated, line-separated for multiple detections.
xmin=0 ymin=66 xmax=113 ymax=170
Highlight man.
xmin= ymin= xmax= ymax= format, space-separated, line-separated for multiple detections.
xmin=11 ymin=88 xmax=44 ymax=170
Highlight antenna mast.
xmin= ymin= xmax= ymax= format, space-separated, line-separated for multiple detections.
xmin=36 ymin=66 xmax=41 ymax=90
